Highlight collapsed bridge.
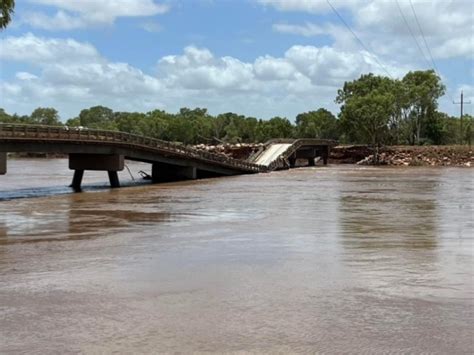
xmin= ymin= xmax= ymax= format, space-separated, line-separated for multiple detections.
xmin=0 ymin=124 xmax=335 ymax=190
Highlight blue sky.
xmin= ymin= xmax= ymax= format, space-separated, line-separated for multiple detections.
xmin=1 ymin=0 xmax=473 ymax=121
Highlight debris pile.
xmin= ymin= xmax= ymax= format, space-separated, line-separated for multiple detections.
xmin=355 ymin=146 xmax=473 ymax=167
xmin=192 ymin=143 xmax=265 ymax=160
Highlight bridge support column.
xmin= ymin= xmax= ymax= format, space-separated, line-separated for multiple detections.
xmin=69 ymin=154 xmax=124 ymax=190
xmin=0 ymin=153 xmax=6 ymax=175
xmin=108 ymin=171 xmax=120 ymax=188
xmin=323 ymin=146 xmax=329 ymax=165
xmin=308 ymin=157 xmax=315 ymax=166
xmin=152 ymin=162 xmax=197 ymax=183
xmin=71 ymin=170 xmax=84 ymax=191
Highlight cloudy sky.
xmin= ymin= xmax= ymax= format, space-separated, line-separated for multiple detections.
xmin=1 ymin=0 xmax=473 ymax=121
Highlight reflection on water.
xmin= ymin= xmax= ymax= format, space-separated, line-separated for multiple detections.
xmin=0 ymin=160 xmax=473 ymax=353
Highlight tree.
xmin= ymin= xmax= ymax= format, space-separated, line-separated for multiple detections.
xmin=424 ymin=109 xmax=446 ymax=145
xmin=0 ymin=0 xmax=14 ymax=30
xmin=30 ymin=107 xmax=62 ymax=126
xmin=336 ymin=73 xmax=393 ymax=104
xmin=343 ymin=92 xmax=395 ymax=162
xmin=401 ymin=70 xmax=445 ymax=145
xmin=295 ymin=108 xmax=339 ymax=139
xmin=78 ymin=106 xmax=116 ymax=130
xmin=0 ymin=108 xmax=13 ymax=123
xmin=266 ymin=117 xmax=294 ymax=138
xmin=337 ymin=74 xmax=395 ymax=145
xmin=221 ymin=113 xmax=258 ymax=143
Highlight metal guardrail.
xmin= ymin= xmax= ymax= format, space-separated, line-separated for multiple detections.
xmin=0 ymin=124 xmax=266 ymax=173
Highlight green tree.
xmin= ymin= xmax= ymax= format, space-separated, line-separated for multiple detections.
xmin=78 ymin=106 xmax=117 ymax=130
xmin=145 ymin=109 xmax=171 ymax=140
xmin=401 ymin=70 xmax=445 ymax=145
xmin=295 ymin=108 xmax=338 ymax=139
xmin=336 ymin=73 xmax=393 ymax=104
xmin=424 ymin=109 xmax=446 ymax=145
xmin=337 ymin=74 xmax=395 ymax=145
xmin=463 ymin=114 xmax=473 ymax=146
xmin=0 ymin=108 xmax=13 ymax=123
xmin=220 ymin=113 xmax=259 ymax=143
xmin=1 ymin=0 xmax=14 ymax=29
xmin=65 ymin=117 xmax=81 ymax=127
xmin=30 ymin=107 xmax=62 ymax=126
xmin=343 ymin=92 xmax=395 ymax=162
xmin=267 ymin=117 xmax=294 ymax=138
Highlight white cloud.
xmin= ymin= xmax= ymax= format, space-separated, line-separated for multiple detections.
xmin=0 ymin=33 xmax=410 ymax=119
xmin=22 ymin=10 xmax=87 ymax=30
xmin=261 ymin=0 xmax=474 ymax=61
xmin=254 ymin=56 xmax=296 ymax=81
xmin=0 ymin=33 xmax=100 ymax=64
xmin=272 ymin=22 xmax=326 ymax=37
xmin=16 ymin=72 xmax=39 ymax=81
xmin=140 ymin=21 xmax=162 ymax=33
xmin=258 ymin=0 xmax=362 ymax=14
xmin=158 ymin=47 xmax=255 ymax=91
xmin=0 ymin=34 xmax=163 ymax=115
xmin=24 ymin=0 xmax=169 ymax=30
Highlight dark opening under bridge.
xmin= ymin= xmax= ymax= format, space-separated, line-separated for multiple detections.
xmin=0 ymin=124 xmax=335 ymax=191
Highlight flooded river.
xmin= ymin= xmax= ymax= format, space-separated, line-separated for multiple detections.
xmin=0 ymin=159 xmax=473 ymax=353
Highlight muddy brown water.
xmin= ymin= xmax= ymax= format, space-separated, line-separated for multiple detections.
xmin=0 ymin=159 xmax=473 ymax=353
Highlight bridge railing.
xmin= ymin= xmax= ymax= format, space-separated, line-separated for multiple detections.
xmin=0 ymin=124 xmax=265 ymax=173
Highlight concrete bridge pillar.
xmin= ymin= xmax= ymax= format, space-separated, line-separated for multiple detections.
xmin=152 ymin=162 xmax=197 ymax=183
xmin=0 ymin=153 xmax=6 ymax=175
xmin=69 ymin=154 xmax=124 ymax=190
xmin=322 ymin=146 xmax=329 ymax=165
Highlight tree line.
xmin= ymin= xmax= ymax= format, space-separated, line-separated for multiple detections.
xmin=0 ymin=70 xmax=471 ymax=146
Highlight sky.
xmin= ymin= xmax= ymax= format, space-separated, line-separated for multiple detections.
xmin=0 ymin=0 xmax=473 ymax=121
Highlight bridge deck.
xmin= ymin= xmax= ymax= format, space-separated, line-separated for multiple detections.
xmin=0 ymin=124 xmax=263 ymax=175
xmin=254 ymin=143 xmax=292 ymax=166
xmin=0 ymin=124 xmax=336 ymax=190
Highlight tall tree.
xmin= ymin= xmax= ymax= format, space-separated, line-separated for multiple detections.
xmin=78 ymin=106 xmax=116 ymax=130
xmin=337 ymin=74 xmax=395 ymax=144
xmin=295 ymin=108 xmax=338 ymax=139
xmin=0 ymin=0 xmax=14 ymax=29
xmin=401 ymin=70 xmax=445 ymax=145
xmin=343 ymin=92 xmax=395 ymax=162
xmin=0 ymin=108 xmax=13 ymax=122
xmin=30 ymin=107 xmax=62 ymax=126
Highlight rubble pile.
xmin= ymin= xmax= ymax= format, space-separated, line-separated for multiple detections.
xmin=355 ymin=146 xmax=473 ymax=167
xmin=192 ymin=143 xmax=265 ymax=160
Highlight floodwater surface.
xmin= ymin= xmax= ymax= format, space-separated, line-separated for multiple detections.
xmin=0 ymin=159 xmax=473 ymax=353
